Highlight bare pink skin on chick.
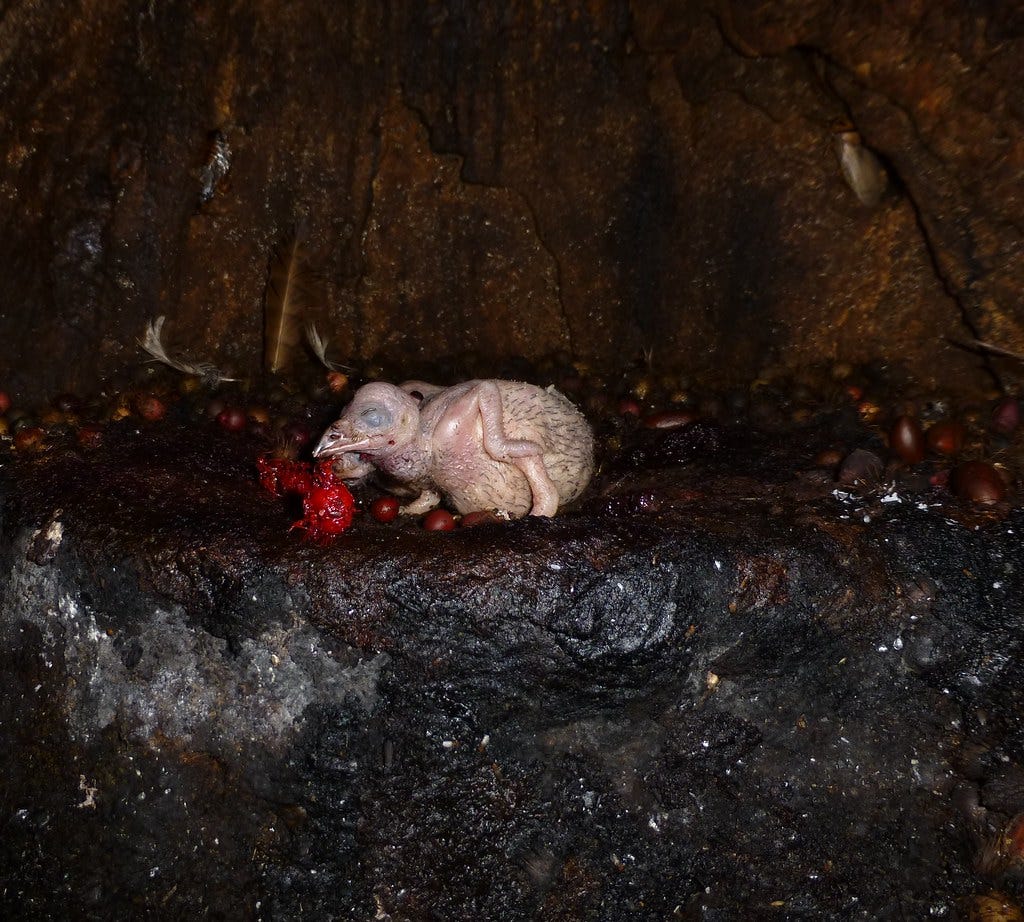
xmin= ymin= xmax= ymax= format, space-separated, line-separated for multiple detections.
xmin=313 ymin=379 xmax=594 ymax=517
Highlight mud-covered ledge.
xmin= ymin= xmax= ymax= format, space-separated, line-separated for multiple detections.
xmin=1 ymin=416 xmax=1022 ymax=919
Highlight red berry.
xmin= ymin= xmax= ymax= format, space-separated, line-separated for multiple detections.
xmin=282 ymin=467 xmax=314 ymax=494
xmin=257 ymin=454 xmax=355 ymax=542
xmin=954 ymin=461 xmax=1007 ymax=504
xmin=0 ymin=391 xmax=10 ymax=415
xmin=889 ymin=415 xmax=925 ymax=464
xmin=217 ymin=406 xmax=247 ymax=432
xmin=305 ymin=485 xmax=350 ymax=528
xmin=370 ymin=496 xmax=400 ymax=523
xmin=76 ymin=425 xmax=104 ymax=450
xmin=256 ymin=455 xmax=313 ymax=496
xmin=135 ymin=393 xmax=166 ymax=422
xmin=422 ymin=509 xmax=456 ymax=531
xmin=992 ymin=398 xmax=1020 ymax=436
xmin=13 ymin=427 xmax=44 ymax=451
xmin=926 ymin=419 xmax=965 ymax=457
xmin=256 ymin=455 xmax=283 ymax=495
xmin=298 ymin=482 xmax=356 ymax=539
xmin=326 ymin=371 xmax=349 ymax=394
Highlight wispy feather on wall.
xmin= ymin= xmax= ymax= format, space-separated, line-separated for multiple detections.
xmin=305 ymin=323 xmax=349 ymax=371
xmin=139 ymin=316 xmax=236 ymax=385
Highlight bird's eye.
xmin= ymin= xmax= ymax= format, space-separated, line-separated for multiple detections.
xmin=360 ymin=406 xmax=391 ymax=428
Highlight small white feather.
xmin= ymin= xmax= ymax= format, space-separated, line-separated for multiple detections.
xmin=305 ymin=323 xmax=350 ymax=371
xmin=139 ymin=316 xmax=236 ymax=385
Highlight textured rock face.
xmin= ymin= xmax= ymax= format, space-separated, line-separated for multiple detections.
xmin=2 ymin=5 xmax=1024 ymax=911
xmin=1 ymin=1 xmax=1020 ymax=402
xmin=2 ymin=416 xmax=1023 ymax=917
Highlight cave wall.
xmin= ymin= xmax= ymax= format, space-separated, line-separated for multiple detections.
xmin=0 ymin=0 xmax=1021 ymax=401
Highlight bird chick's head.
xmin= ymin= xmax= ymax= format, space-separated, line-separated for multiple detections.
xmin=313 ymin=382 xmax=421 ymax=461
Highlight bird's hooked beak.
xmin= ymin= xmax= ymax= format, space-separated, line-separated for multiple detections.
xmin=312 ymin=424 xmax=374 ymax=459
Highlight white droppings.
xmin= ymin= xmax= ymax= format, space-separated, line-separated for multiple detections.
xmin=714 ymin=560 xmax=722 ymax=571
xmin=76 ymin=774 xmax=98 ymax=809
xmin=42 ymin=519 xmax=64 ymax=546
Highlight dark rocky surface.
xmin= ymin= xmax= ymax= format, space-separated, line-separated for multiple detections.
xmin=2 ymin=406 xmax=1023 ymax=919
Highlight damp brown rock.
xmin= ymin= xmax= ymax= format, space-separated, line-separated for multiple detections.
xmin=0 ymin=3 xmax=1015 ymax=403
